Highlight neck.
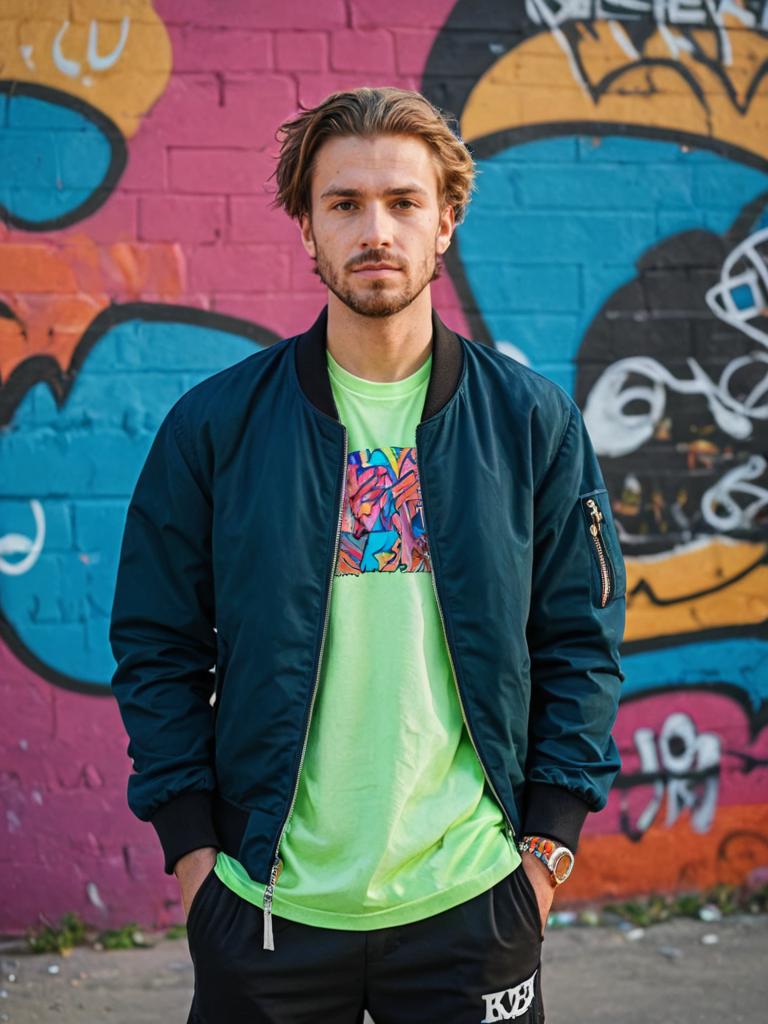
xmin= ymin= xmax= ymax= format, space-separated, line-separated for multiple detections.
xmin=325 ymin=289 xmax=434 ymax=383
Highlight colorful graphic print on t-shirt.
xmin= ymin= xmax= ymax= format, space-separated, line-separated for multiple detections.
xmin=336 ymin=446 xmax=432 ymax=575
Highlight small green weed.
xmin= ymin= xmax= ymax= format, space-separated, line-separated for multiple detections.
xmin=26 ymin=913 xmax=154 ymax=953
xmin=96 ymin=924 xmax=149 ymax=950
xmin=603 ymin=882 xmax=768 ymax=926
xmin=27 ymin=912 xmax=88 ymax=954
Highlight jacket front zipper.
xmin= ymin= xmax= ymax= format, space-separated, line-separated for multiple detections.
xmin=415 ymin=432 xmax=518 ymax=850
xmin=584 ymin=497 xmax=612 ymax=608
xmin=261 ymin=426 xmax=349 ymax=951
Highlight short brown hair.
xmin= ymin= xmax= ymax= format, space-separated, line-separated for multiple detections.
xmin=270 ymin=86 xmax=476 ymax=224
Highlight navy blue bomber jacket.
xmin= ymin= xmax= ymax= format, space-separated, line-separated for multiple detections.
xmin=109 ymin=304 xmax=627 ymax=885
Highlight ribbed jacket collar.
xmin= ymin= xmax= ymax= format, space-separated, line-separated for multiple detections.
xmin=294 ymin=304 xmax=465 ymax=423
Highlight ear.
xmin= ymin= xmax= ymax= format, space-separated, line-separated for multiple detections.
xmin=299 ymin=213 xmax=316 ymax=258
xmin=436 ymin=203 xmax=455 ymax=255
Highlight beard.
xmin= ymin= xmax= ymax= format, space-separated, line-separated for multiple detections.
xmin=310 ymin=234 xmax=444 ymax=318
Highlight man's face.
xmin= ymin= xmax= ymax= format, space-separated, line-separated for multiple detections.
xmin=299 ymin=133 xmax=455 ymax=318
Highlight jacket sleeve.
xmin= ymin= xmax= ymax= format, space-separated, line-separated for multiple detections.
xmin=109 ymin=396 xmax=221 ymax=874
xmin=521 ymin=395 xmax=627 ymax=854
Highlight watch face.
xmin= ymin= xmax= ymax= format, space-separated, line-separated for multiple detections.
xmin=552 ymin=849 xmax=574 ymax=883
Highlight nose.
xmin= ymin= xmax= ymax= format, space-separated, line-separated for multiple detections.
xmin=358 ymin=201 xmax=393 ymax=251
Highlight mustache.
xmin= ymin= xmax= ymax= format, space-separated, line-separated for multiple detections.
xmin=347 ymin=251 xmax=406 ymax=271
xmin=310 ymin=256 xmax=444 ymax=283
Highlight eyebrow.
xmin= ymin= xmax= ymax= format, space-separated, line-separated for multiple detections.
xmin=319 ymin=185 xmax=430 ymax=200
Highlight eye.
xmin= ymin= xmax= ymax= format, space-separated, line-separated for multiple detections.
xmin=395 ymin=199 xmax=416 ymax=209
xmin=333 ymin=201 xmax=356 ymax=211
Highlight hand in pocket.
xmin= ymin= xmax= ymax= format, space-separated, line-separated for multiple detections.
xmin=519 ymin=855 xmax=555 ymax=937
xmin=175 ymin=847 xmax=219 ymax=920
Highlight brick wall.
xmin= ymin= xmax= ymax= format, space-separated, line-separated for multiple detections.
xmin=1 ymin=0 xmax=767 ymax=932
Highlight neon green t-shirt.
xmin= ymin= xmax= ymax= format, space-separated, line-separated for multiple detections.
xmin=214 ymin=344 xmax=520 ymax=928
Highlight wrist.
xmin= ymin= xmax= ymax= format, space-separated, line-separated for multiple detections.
xmin=521 ymin=847 xmax=556 ymax=888
xmin=173 ymin=845 xmax=218 ymax=879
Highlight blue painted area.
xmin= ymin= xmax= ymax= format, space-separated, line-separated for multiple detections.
xmin=621 ymin=638 xmax=768 ymax=716
xmin=460 ymin=134 xmax=768 ymax=709
xmin=462 ymin=135 xmax=768 ymax=395
xmin=0 ymin=95 xmax=113 ymax=224
xmin=0 ymin=320 xmax=265 ymax=688
xmin=732 ymin=283 xmax=758 ymax=311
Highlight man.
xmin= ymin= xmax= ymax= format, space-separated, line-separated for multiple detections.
xmin=110 ymin=86 xmax=626 ymax=1023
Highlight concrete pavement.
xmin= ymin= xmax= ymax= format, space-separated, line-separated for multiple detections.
xmin=1 ymin=912 xmax=765 ymax=1023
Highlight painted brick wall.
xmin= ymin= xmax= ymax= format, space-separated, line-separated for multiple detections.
xmin=1 ymin=0 xmax=767 ymax=933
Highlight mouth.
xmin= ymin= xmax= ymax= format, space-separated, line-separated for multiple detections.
xmin=352 ymin=264 xmax=402 ymax=278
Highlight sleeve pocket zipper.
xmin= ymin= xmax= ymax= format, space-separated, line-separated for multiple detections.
xmin=582 ymin=495 xmax=615 ymax=608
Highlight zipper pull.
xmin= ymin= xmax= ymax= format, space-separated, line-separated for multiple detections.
xmin=263 ymin=898 xmax=274 ymax=951
xmin=586 ymin=498 xmax=603 ymax=536
xmin=586 ymin=497 xmax=612 ymax=606
xmin=262 ymin=855 xmax=282 ymax=951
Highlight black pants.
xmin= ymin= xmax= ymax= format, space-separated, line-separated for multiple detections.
xmin=186 ymin=865 xmax=546 ymax=1023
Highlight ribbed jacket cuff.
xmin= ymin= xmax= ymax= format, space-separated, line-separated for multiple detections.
xmin=521 ymin=781 xmax=592 ymax=853
xmin=150 ymin=790 xmax=221 ymax=874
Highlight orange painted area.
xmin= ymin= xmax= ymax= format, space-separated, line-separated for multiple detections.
xmin=462 ymin=14 xmax=768 ymax=167
xmin=554 ymin=803 xmax=768 ymax=910
xmin=0 ymin=233 xmax=184 ymax=384
xmin=0 ymin=1 xmax=171 ymax=137
xmin=623 ymin=539 xmax=768 ymax=641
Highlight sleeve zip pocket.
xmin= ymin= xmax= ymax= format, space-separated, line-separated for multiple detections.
xmin=580 ymin=489 xmax=622 ymax=607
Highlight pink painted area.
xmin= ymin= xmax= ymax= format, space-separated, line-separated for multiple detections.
xmin=0 ymin=643 xmax=179 ymax=935
xmin=330 ymin=30 xmax=397 ymax=73
xmin=156 ymin=0 xmax=348 ymax=30
xmin=275 ymin=32 xmax=330 ymax=71
xmin=228 ymin=198 xmax=297 ymax=244
xmin=350 ymin=0 xmax=455 ymax=29
xmin=583 ymin=692 xmax=768 ymax=839
xmin=171 ymin=27 xmax=272 ymax=72
xmin=116 ymin=127 xmax=168 ymax=193
xmin=167 ymin=148 xmax=278 ymax=196
xmin=393 ymin=30 xmax=443 ymax=75
xmin=212 ymin=291 xmax=328 ymax=334
xmin=297 ymin=72 xmax=422 ymax=109
xmin=136 ymin=73 xmax=297 ymax=150
xmin=77 ymin=196 xmax=139 ymax=244
xmin=186 ymin=243 xmax=291 ymax=293
xmin=138 ymin=196 xmax=227 ymax=244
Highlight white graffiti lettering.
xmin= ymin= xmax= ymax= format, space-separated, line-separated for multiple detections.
xmin=706 ymin=227 xmax=768 ymax=350
xmin=700 ymin=454 xmax=768 ymax=530
xmin=583 ymin=352 xmax=768 ymax=457
xmin=0 ymin=500 xmax=45 ymax=576
xmin=630 ymin=712 xmax=721 ymax=835
xmin=50 ymin=17 xmax=131 ymax=81
xmin=583 ymin=351 xmax=768 ymax=538
xmin=525 ymin=0 xmax=760 ymax=27
xmin=524 ymin=0 xmax=758 ymax=94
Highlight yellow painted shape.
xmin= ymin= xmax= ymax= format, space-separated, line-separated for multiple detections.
xmin=462 ymin=13 xmax=768 ymax=166
xmin=0 ymin=0 xmax=171 ymax=137
xmin=624 ymin=540 xmax=768 ymax=641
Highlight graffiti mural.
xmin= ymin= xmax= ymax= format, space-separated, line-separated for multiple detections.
xmin=422 ymin=0 xmax=768 ymax=898
xmin=0 ymin=2 xmax=281 ymax=695
xmin=2 ymin=0 xmax=767 ymax=931
xmin=0 ymin=0 xmax=303 ymax=931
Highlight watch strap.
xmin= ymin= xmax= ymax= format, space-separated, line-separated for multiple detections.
xmin=519 ymin=834 xmax=575 ymax=886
